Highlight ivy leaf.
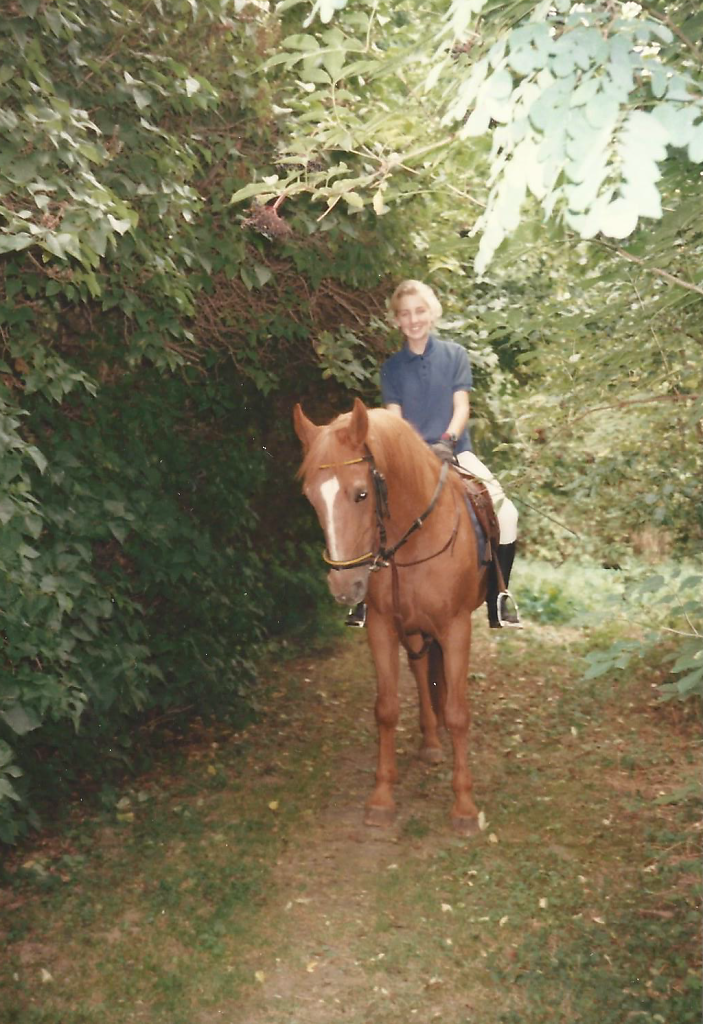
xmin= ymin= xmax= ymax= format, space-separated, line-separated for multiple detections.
xmin=230 ymin=183 xmax=278 ymax=204
xmin=27 ymin=446 xmax=48 ymax=474
xmin=0 ymin=778 xmax=21 ymax=802
xmin=253 ymin=263 xmax=273 ymax=287
xmin=107 ymin=215 xmax=133 ymax=235
xmin=108 ymin=522 xmax=128 ymax=543
xmin=342 ymin=191 xmax=364 ymax=209
xmin=0 ymin=498 xmax=15 ymax=525
xmin=0 ymin=233 xmax=34 ymax=253
xmin=1 ymin=704 xmax=41 ymax=736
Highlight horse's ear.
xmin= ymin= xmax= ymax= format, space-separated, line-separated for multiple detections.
xmin=293 ymin=403 xmax=322 ymax=451
xmin=348 ymin=397 xmax=369 ymax=448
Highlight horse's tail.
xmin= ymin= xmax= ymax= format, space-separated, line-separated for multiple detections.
xmin=428 ymin=640 xmax=446 ymax=725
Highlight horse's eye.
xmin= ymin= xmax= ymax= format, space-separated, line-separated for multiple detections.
xmin=355 ymin=490 xmax=368 ymax=503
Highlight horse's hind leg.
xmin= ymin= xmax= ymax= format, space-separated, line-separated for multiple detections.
xmin=440 ymin=617 xmax=480 ymax=836
xmin=408 ymin=640 xmax=445 ymax=764
xmin=364 ymin=612 xmax=401 ymax=827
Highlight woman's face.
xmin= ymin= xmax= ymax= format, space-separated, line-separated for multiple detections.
xmin=394 ymin=293 xmax=434 ymax=347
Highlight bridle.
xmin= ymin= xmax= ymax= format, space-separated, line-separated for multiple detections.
xmin=318 ymin=448 xmax=450 ymax=572
xmin=316 ymin=447 xmax=457 ymax=660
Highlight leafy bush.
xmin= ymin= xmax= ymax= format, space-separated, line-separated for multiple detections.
xmin=512 ymin=559 xmax=702 ymax=705
xmin=0 ymin=365 xmax=333 ymax=842
xmin=583 ymin=568 xmax=703 ymax=703
xmin=511 ymin=558 xmax=624 ymax=624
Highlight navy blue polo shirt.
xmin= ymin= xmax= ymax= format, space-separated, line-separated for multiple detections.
xmin=380 ymin=335 xmax=473 ymax=453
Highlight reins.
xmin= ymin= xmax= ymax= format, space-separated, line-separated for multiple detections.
xmin=317 ymin=448 xmax=454 ymax=660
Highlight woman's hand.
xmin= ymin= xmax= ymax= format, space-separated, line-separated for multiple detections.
xmin=431 ymin=439 xmax=456 ymax=464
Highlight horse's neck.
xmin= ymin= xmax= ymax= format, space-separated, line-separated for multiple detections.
xmin=385 ymin=455 xmax=446 ymax=543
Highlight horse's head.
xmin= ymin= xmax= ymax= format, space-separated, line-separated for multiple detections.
xmin=294 ymin=398 xmax=378 ymax=607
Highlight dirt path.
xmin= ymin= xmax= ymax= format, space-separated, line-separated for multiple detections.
xmin=2 ymin=620 xmax=700 ymax=1024
xmin=230 ymin=622 xmax=701 ymax=1024
xmin=239 ymin=635 xmax=454 ymax=1024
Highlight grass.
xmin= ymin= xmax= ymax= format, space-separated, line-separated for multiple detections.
xmin=0 ymin=561 xmax=701 ymax=1024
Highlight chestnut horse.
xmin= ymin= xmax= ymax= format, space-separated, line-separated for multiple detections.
xmin=294 ymin=398 xmax=487 ymax=835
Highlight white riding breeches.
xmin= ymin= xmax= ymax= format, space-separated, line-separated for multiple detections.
xmin=456 ymin=450 xmax=518 ymax=546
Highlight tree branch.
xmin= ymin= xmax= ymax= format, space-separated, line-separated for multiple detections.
xmin=597 ymin=241 xmax=703 ymax=298
xmin=639 ymin=2 xmax=703 ymax=64
xmin=569 ymin=393 xmax=700 ymax=427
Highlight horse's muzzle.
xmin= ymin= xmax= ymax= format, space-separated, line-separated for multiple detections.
xmin=327 ymin=568 xmax=369 ymax=607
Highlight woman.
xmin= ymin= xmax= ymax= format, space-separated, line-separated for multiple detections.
xmin=348 ymin=278 xmax=521 ymax=629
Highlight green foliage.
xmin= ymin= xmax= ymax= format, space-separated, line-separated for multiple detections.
xmin=0 ymin=0 xmax=393 ymax=841
xmin=511 ymin=557 xmax=622 ymax=624
xmin=0 ymin=369 xmax=282 ymax=833
xmin=241 ymin=0 xmax=702 ymax=558
xmin=439 ymin=2 xmax=703 ymax=272
xmin=1 ymin=0 xmax=701 ymax=844
xmin=242 ymin=0 xmax=703 ymax=273
xmin=583 ymin=567 xmax=703 ymax=703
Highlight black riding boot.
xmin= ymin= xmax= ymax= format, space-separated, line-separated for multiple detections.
xmin=487 ymin=542 xmax=522 ymax=629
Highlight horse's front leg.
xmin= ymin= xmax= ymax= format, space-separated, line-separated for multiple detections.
xmin=364 ymin=610 xmax=400 ymax=827
xmin=440 ymin=616 xmax=480 ymax=836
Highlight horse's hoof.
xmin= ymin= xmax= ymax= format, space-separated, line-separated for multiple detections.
xmin=364 ymin=806 xmax=396 ymax=828
xmin=419 ymin=746 xmax=445 ymax=765
xmin=452 ymin=815 xmax=480 ymax=837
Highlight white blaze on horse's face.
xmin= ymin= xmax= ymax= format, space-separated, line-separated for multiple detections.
xmin=319 ymin=474 xmax=342 ymax=561
xmin=305 ymin=464 xmax=375 ymax=606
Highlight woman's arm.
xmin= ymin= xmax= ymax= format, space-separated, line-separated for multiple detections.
xmin=446 ymin=389 xmax=469 ymax=437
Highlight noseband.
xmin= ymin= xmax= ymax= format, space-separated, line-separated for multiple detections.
xmin=317 ymin=449 xmax=449 ymax=571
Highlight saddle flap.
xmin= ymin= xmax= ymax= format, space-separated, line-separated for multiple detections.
xmin=458 ymin=472 xmax=501 ymax=561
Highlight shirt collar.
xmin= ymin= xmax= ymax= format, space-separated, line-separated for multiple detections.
xmin=401 ymin=333 xmax=436 ymax=360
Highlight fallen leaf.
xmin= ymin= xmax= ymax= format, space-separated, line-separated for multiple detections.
xmin=207 ymin=765 xmax=217 ymax=776
xmin=488 ymin=833 xmax=498 ymax=844
xmin=441 ymin=903 xmax=453 ymax=913
xmin=268 ymin=800 xmax=279 ymax=811
xmin=254 ymin=970 xmax=265 ymax=983
xmin=306 ymin=960 xmax=318 ymax=973
xmin=539 ymin=898 xmax=548 ymax=909
xmin=499 ymin=916 xmax=509 ymax=927
xmin=40 ymin=969 xmax=53 ymax=984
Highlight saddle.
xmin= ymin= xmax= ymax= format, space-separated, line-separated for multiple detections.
xmin=453 ymin=465 xmax=504 ymax=586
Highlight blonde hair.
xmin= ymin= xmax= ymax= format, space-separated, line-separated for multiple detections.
xmin=389 ymin=280 xmax=443 ymax=323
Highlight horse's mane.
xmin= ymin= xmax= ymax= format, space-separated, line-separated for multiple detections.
xmin=299 ymin=407 xmax=438 ymax=502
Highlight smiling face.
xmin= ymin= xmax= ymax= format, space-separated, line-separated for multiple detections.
xmin=394 ymin=292 xmax=435 ymax=351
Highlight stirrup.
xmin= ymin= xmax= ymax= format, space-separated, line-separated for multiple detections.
xmin=345 ymin=603 xmax=367 ymax=628
xmin=496 ymin=591 xmax=522 ymax=629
